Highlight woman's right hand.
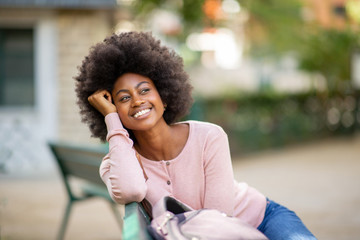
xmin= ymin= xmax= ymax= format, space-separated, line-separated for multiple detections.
xmin=88 ymin=90 xmax=117 ymax=117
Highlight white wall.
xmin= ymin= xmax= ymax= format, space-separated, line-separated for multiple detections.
xmin=0 ymin=9 xmax=58 ymax=174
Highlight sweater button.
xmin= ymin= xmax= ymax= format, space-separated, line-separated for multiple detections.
xmin=167 ymin=180 xmax=171 ymax=185
xmin=166 ymin=162 xmax=170 ymax=166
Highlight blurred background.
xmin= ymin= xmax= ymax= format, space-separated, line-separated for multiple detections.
xmin=0 ymin=0 xmax=359 ymax=239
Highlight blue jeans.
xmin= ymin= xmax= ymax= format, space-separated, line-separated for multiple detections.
xmin=257 ymin=199 xmax=317 ymax=240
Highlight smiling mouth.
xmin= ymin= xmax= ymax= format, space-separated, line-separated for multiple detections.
xmin=133 ymin=108 xmax=151 ymax=118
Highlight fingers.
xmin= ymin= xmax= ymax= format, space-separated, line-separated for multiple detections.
xmin=88 ymin=90 xmax=117 ymax=116
xmin=103 ymin=91 xmax=113 ymax=104
xmin=88 ymin=90 xmax=108 ymax=102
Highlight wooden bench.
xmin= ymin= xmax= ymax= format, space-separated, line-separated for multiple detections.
xmin=49 ymin=142 xmax=123 ymax=240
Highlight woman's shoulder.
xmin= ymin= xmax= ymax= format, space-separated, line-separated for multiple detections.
xmin=182 ymin=120 xmax=227 ymax=137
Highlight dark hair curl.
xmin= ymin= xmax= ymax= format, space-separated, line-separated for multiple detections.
xmin=75 ymin=31 xmax=193 ymax=142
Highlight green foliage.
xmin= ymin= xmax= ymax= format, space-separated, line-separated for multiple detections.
xmin=298 ymin=28 xmax=360 ymax=92
xmin=133 ymin=0 xmax=167 ymax=14
xmin=240 ymin=0 xmax=305 ymax=56
xmin=180 ymin=0 xmax=205 ymax=30
xmin=240 ymin=1 xmax=360 ymax=93
xmin=132 ymin=0 xmax=205 ymax=38
xmin=188 ymin=91 xmax=360 ymax=155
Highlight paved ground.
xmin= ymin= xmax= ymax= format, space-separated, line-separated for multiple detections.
xmin=1 ymin=134 xmax=359 ymax=240
xmin=232 ymin=134 xmax=360 ymax=240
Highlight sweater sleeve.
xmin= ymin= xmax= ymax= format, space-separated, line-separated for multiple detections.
xmin=99 ymin=113 xmax=147 ymax=204
xmin=203 ymin=125 xmax=235 ymax=216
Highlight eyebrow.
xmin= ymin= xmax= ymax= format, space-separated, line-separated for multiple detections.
xmin=115 ymin=81 xmax=149 ymax=96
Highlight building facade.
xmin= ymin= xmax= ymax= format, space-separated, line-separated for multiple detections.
xmin=0 ymin=1 xmax=118 ymax=173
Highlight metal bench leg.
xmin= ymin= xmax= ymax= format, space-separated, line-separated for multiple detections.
xmin=57 ymin=200 xmax=73 ymax=240
xmin=110 ymin=202 xmax=124 ymax=230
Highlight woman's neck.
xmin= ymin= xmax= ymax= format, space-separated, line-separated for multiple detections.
xmin=133 ymin=121 xmax=189 ymax=161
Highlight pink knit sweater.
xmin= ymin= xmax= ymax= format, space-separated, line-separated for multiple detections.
xmin=100 ymin=113 xmax=266 ymax=227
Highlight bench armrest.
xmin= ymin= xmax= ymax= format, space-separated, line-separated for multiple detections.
xmin=122 ymin=202 xmax=153 ymax=240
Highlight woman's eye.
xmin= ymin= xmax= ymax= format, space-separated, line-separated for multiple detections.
xmin=140 ymin=88 xmax=150 ymax=94
xmin=120 ymin=96 xmax=130 ymax=102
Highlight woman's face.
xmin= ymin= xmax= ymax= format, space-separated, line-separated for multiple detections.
xmin=111 ymin=73 xmax=166 ymax=131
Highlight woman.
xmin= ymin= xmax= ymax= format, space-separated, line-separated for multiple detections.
xmin=75 ymin=31 xmax=317 ymax=240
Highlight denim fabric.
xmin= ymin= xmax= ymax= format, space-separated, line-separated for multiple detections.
xmin=257 ymin=199 xmax=317 ymax=240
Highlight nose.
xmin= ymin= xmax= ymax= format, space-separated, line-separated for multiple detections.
xmin=131 ymin=95 xmax=145 ymax=107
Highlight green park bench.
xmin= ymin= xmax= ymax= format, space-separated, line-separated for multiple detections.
xmin=49 ymin=141 xmax=153 ymax=240
xmin=122 ymin=201 xmax=153 ymax=240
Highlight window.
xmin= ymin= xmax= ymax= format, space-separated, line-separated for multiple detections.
xmin=0 ymin=28 xmax=34 ymax=107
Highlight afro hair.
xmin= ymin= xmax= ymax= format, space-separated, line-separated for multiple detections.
xmin=75 ymin=31 xmax=193 ymax=142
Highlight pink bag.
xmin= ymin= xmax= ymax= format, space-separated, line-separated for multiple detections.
xmin=148 ymin=196 xmax=268 ymax=240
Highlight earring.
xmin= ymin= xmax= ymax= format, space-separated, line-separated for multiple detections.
xmin=164 ymin=103 xmax=167 ymax=111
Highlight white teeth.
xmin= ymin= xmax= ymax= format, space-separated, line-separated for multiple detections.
xmin=134 ymin=109 xmax=150 ymax=118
